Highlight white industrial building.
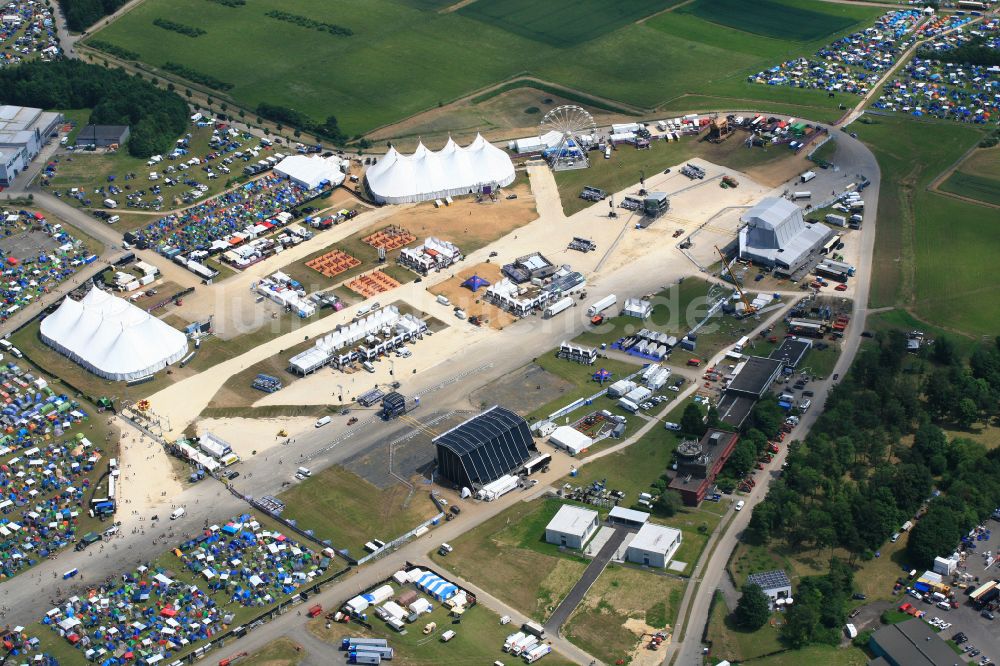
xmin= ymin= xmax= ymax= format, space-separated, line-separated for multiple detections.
xmin=738 ymin=198 xmax=833 ymax=275
xmin=397 ymin=237 xmax=463 ymax=274
xmin=273 ymin=154 xmax=347 ymax=190
xmin=0 ymin=105 xmax=63 ymax=186
xmin=288 ymin=305 xmax=427 ymax=374
xmin=40 ymin=286 xmax=188 ymax=381
xmin=549 ymin=425 xmax=593 ymax=455
xmin=365 ymin=135 xmax=515 ymax=205
xmin=622 ymin=298 xmax=652 ymax=320
xmin=626 ymin=523 xmax=683 ymax=568
xmin=545 ymin=504 xmax=599 ymax=549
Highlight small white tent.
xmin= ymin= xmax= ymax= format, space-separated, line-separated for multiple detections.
xmin=549 ymin=426 xmax=593 ymax=455
xmin=365 ymin=134 xmax=515 ymax=205
xmin=40 ymin=286 xmax=188 ymax=381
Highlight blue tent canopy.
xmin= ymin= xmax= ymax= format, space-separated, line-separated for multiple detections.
xmin=461 ymin=275 xmax=490 ymax=292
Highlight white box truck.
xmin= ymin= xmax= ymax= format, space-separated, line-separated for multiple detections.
xmin=543 ymin=297 xmax=573 ymax=318
xmin=793 ymin=191 xmax=812 ymax=200
xmin=800 ymin=170 xmax=816 ymax=183
xmin=825 ymin=214 xmax=847 ymax=227
xmin=587 ymin=294 xmax=617 ymax=317
xmin=524 ymin=644 xmax=552 ymax=663
xmin=103 ymin=198 xmax=118 ymax=209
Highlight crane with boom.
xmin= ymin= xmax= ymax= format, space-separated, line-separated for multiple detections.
xmin=715 ymin=246 xmax=756 ymax=315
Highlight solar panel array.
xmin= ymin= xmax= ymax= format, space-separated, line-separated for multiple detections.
xmin=746 ymin=569 xmax=791 ymax=591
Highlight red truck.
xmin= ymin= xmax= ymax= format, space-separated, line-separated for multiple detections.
xmin=307 ymin=604 xmax=323 ymax=618
xmin=687 ymin=358 xmax=702 ymax=367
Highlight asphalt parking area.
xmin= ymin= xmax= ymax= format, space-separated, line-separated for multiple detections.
xmin=0 ymin=227 xmax=61 ymax=259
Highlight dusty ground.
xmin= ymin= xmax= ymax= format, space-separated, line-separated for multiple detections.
xmin=428 ymin=262 xmax=515 ymax=330
xmin=196 ymin=416 xmax=318 ymax=458
xmin=378 ymin=175 xmax=536 ymax=253
xmin=468 ymin=363 xmax=572 ymax=415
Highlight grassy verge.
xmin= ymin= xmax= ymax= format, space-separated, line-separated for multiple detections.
xmin=278 ymin=465 xmax=439 ymax=559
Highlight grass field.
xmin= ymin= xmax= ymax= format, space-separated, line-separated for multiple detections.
xmin=89 ymin=0 xmax=879 ymax=137
xmin=849 ymin=116 xmax=993 ymax=336
xmin=458 ymin=0 xmax=682 ymax=47
xmin=308 ymin=596 xmax=577 ymax=666
xmin=242 ymin=637 xmax=304 ymax=666
xmin=278 ymin=465 xmax=439 ymax=559
xmin=564 ymin=564 xmax=684 ymax=664
xmin=680 ymin=0 xmax=855 ymax=41
xmin=525 ymin=351 xmax=642 ymax=422
xmin=939 ymin=171 xmax=1000 ymax=206
xmin=431 ymin=497 xmax=590 ymax=621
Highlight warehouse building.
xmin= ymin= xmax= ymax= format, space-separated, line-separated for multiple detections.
xmin=668 ymin=429 xmax=740 ymax=506
xmin=868 ymin=618 xmax=958 ymax=666
xmin=726 ymin=356 xmax=783 ymax=398
xmin=433 ymin=406 xmax=536 ymax=491
xmin=609 ymin=506 xmax=649 ymax=529
xmin=625 ymin=523 xmax=682 ymax=568
xmin=0 ymin=105 xmax=63 ymax=186
xmin=746 ymin=570 xmax=792 ymax=610
xmin=768 ymin=336 xmax=812 ymax=368
xmin=75 ymin=125 xmax=130 ymax=148
xmin=739 ymin=197 xmax=833 ymax=275
xmin=545 ymin=504 xmax=599 ymax=549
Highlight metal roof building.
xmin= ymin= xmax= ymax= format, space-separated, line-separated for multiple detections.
xmin=768 ymin=337 xmax=812 ymax=368
xmin=608 ymin=506 xmax=650 ymax=528
xmin=746 ymin=569 xmax=792 ymax=609
xmin=868 ymin=618 xmax=959 ymax=666
xmin=0 ymin=105 xmax=63 ymax=186
xmin=726 ymin=356 xmax=783 ymax=398
xmin=433 ymin=406 xmax=536 ymax=490
xmin=76 ymin=125 xmax=130 ymax=148
xmin=739 ymin=197 xmax=833 ymax=274
xmin=626 ymin=523 xmax=682 ymax=568
xmin=545 ymin=504 xmax=599 ymax=549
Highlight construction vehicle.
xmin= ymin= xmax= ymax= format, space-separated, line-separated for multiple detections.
xmin=716 ymin=246 xmax=755 ymax=315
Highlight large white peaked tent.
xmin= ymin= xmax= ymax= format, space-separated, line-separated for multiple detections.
xmin=365 ymin=134 xmax=516 ymax=205
xmin=40 ymin=286 xmax=189 ymax=381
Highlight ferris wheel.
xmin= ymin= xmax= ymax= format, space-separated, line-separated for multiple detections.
xmin=539 ymin=105 xmax=596 ymax=171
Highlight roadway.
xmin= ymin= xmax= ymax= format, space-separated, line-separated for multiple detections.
xmin=665 ymin=123 xmax=882 ymax=664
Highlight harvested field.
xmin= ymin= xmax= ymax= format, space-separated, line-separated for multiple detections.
xmin=346 ymin=270 xmax=401 ymax=298
xmin=363 ymin=225 xmax=416 ymax=251
xmin=428 ymin=262 xmax=515 ymax=330
xmin=304 ymin=249 xmax=361 ymax=278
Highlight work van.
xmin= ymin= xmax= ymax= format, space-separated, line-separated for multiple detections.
xmin=315 ymin=416 xmax=331 ymax=428
xmin=8 ymin=347 xmax=22 ymax=359
xmin=436 ymin=295 xmax=450 ymax=306
xmin=107 ymin=215 xmax=120 ymax=224
xmin=0 ymin=340 xmax=11 ymax=352
xmin=297 ymin=467 xmax=311 ymax=478
xmin=170 ymin=507 xmax=185 ymax=520
xmin=799 ymin=399 xmax=811 ymax=412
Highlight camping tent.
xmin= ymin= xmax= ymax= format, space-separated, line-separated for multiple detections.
xmin=461 ymin=275 xmax=490 ymax=292
xmin=365 ymin=135 xmax=516 ymax=205
xmin=40 ymin=286 xmax=188 ymax=381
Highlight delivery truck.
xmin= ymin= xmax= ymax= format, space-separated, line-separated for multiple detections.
xmin=800 ymin=170 xmax=816 ymax=183
xmin=587 ymin=294 xmax=617 ymax=317
xmin=543 ymin=297 xmax=574 ymax=318
xmin=524 ymin=643 xmax=552 ymax=663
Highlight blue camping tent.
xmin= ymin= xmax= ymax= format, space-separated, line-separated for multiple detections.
xmin=461 ymin=275 xmax=490 ymax=292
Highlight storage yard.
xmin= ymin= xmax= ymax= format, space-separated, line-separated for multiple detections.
xmin=0 ymin=0 xmax=60 ymax=69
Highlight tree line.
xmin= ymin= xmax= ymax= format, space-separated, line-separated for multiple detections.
xmin=152 ymin=18 xmax=206 ymax=37
xmin=917 ymin=37 xmax=1000 ymax=67
xmin=738 ymin=331 xmax=1000 ymax=648
xmin=256 ymin=103 xmax=347 ymax=144
xmin=0 ymin=60 xmax=188 ymax=158
xmin=264 ymin=11 xmax=353 ymax=37
xmin=162 ymin=62 xmax=232 ymax=91
xmin=58 ymin=0 xmax=128 ymax=33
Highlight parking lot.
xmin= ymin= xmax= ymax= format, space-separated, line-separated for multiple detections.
xmin=946 ymin=522 xmax=1000 ymax=663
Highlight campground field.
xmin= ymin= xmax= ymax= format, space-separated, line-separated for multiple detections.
xmin=87 ymin=0 xmax=881 ymax=137
xmin=679 ymin=0 xmax=855 ymax=41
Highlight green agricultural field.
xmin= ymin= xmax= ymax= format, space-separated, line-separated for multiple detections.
xmin=849 ymin=116 xmax=989 ymax=335
xmin=939 ymin=171 xmax=1000 ymax=206
xmin=458 ymin=0 xmax=682 ymax=47
xmin=680 ymin=0 xmax=855 ymax=41
xmin=89 ymin=0 xmax=879 ymax=137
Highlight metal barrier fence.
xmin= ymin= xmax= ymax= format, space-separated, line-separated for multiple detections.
xmin=357 ymin=512 xmax=445 ymax=565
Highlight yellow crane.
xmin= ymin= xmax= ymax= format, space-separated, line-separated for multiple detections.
xmin=715 ymin=245 xmax=756 ymax=315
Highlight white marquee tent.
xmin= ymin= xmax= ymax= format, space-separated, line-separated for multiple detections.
xmin=40 ymin=286 xmax=189 ymax=381
xmin=365 ymin=134 xmax=515 ymax=205
xmin=274 ymin=154 xmax=346 ymax=190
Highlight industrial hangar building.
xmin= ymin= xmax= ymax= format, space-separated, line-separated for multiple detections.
xmin=868 ymin=618 xmax=958 ymax=666
xmin=768 ymin=336 xmax=813 ymax=369
xmin=625 ymin=523 xmax=682 ymax=568
xmin=433 ymin=406 xmax=536 ymax=490
xmin=717 ymin=356 xmax=783 ymax=428
xmin=739 ymin=197 xmax=833 ymax=276
xmin=0 ymin=105 xmax=63 ymax=186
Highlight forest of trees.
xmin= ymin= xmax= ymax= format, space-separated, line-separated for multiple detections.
xmin=59 ymin=0 xmax=128 ymax=33
xmin=738 ymin=331 xmax=1000 ymax=647
xmin=256 ymin=103 xmax=347 ymax=144
xmin=0 ymin=60 xmax=188 ymax=158
xmin=917 ymin=37 xmax=1000 ymax=67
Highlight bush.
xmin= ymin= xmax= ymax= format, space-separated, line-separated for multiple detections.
xmin=524 ymin=106 xmax=540 ymax=114
xmin=0 ymin=60 xmax=188 ymax=158
xmin=264 ymin=10 xmax=352 ymax=37
xmin=86 ymin=39 xmax=138 ymax=60
xmin=162 ymin=62 xmax=232 ymax=91
xmin=152 ymin=18 xmax=206 ymax=37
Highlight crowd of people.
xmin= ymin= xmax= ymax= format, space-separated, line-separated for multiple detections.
xmin=0 ymin=363 xmax=102 ymax=579
xmin=0 ymin=209 xmax=97 ymax=324
xmin=41 ymin=514 xmax=328 ymax=664
xmin=749 ymin=10 xmax=923 ymax=95
xmin=873 ymin=18 xmax=999 ymax=122
xmin=0 ymin=1 xmax=60 ymax=69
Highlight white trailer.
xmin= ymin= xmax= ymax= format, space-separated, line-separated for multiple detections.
xmin=587 ymin=294 xmax=617 ymax=317
xmin=544 ymin=297 xmax=574 ymax=318
xmin=524 ymin=643 xmax=552 ymax=663
xmin=504 ymin=632 xmax=526 ymax=652
xmin=800 ymin=170 xmax=816 ymax=183
xmin=511 ymin=636 xmax=539 ymax=656
xmin=792 ymin=191 xmax=811 ymax=200
xmin=825 ymin=214 xmax=847 ymax=227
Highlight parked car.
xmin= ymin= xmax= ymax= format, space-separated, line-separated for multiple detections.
xmin=852 ymin=593 xmax=867 ymax=600
xmin=735 ymin=500 xmax=746 ymax=511
xmin=664 ymin=422 xmax=681 ymax=431
xmin=982 ymin=610 xmax=995 ymax=621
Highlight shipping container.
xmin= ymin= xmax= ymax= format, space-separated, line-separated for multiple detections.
xmin=587 ymin=294 xmax=617 ymax=317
